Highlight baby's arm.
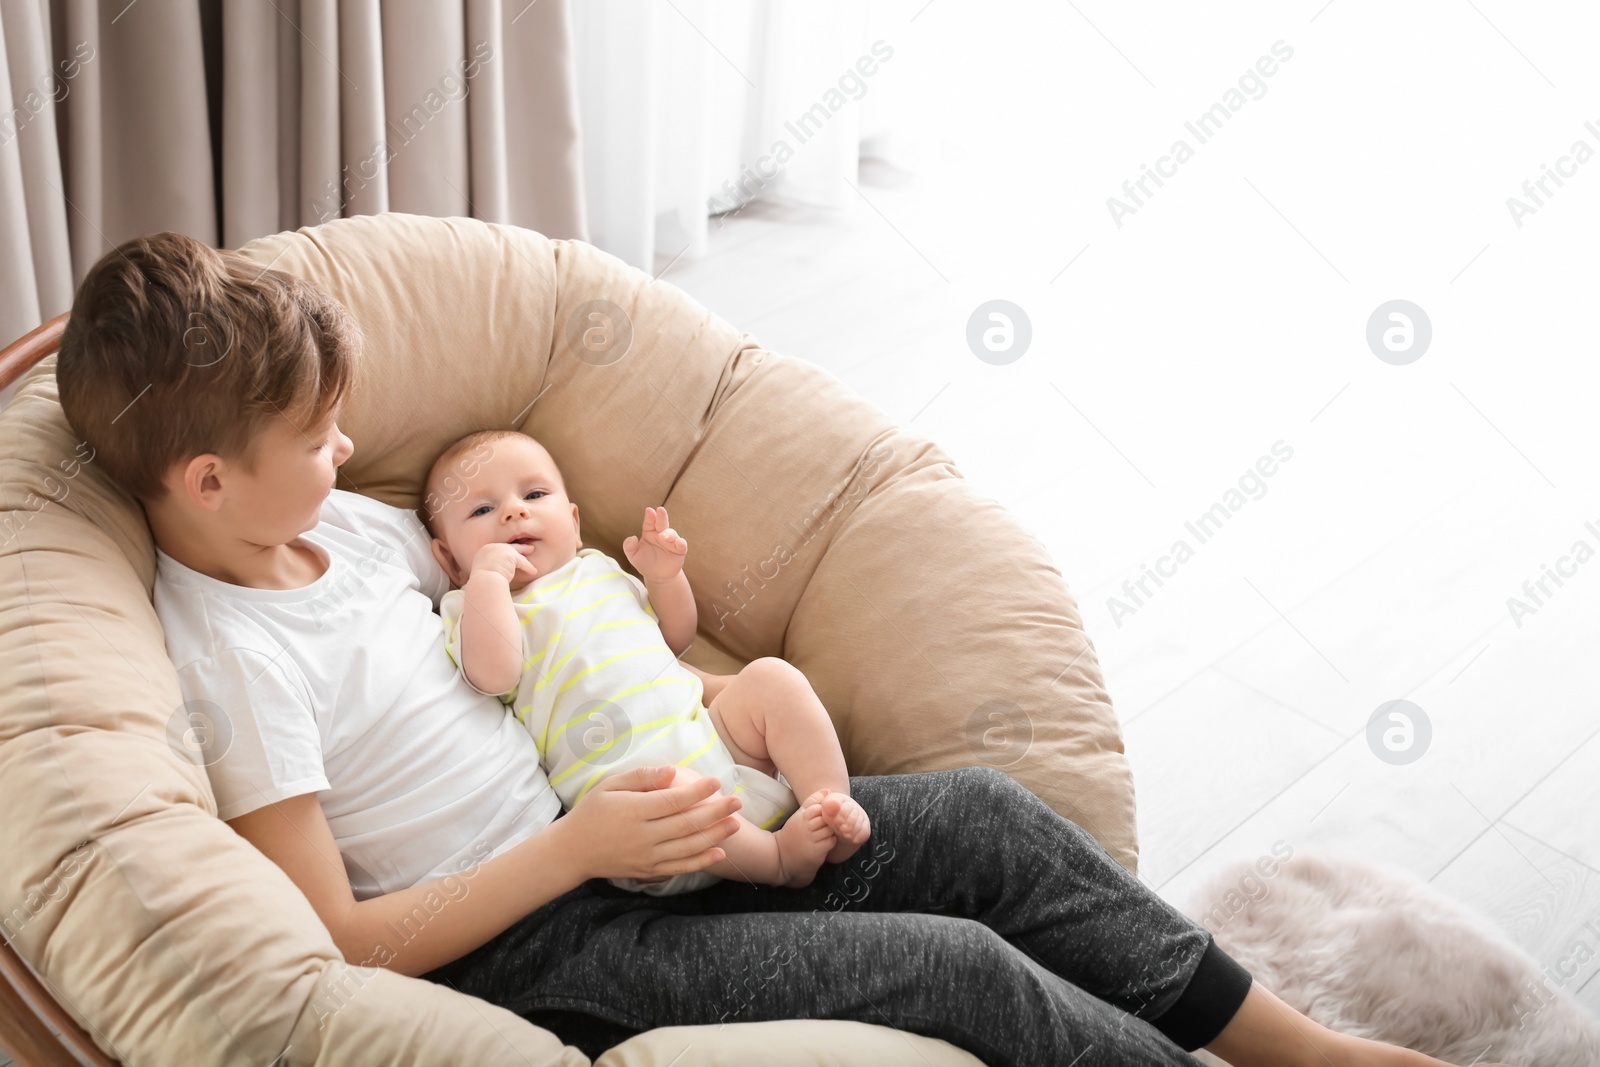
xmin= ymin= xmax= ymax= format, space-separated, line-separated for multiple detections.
xmin=623 ymin=506 xmax=697 ymax=656
xmin=647 ymin=573 xmax=697 ymax=656
xmin=458 ymin=543 xmax=537 ymax=696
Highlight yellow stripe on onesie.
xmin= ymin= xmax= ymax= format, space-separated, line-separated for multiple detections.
xmin=440 ymin=548 xmax=797 ymax=894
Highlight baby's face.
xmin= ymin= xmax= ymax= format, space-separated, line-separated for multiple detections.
xmin=429 ymin=435 xmax=581 ymax=591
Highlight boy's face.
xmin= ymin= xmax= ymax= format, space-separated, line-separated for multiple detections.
xmin=226 ymin=406 xmax=355 ymax=545
xmin=428 ymin=436 xmax=581 ymax=590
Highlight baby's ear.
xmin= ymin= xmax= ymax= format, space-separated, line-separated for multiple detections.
xmin=430 ymin=538 xmax=463 ymax=585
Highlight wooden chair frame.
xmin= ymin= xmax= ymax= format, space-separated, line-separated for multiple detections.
xmin=0 ymin=313 xmax=67 ymax=394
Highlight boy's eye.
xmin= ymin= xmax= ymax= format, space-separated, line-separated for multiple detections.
xmin=524 ymin=490 xmax=545 ymax=501
xmin=469 ymin=505 xmax=492 ymax=517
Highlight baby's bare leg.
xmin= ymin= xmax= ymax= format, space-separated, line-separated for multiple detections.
xmin=706 ymin=657 xmax=871 ymax=864
xmin=669 ymin=767 xmax=833 ymax=888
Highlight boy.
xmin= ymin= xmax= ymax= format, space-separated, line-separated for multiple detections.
xmin=53 ymin=229 xmax=1469 ymax=1067
xmin=53 ymin=231 xmax=748 ymax=971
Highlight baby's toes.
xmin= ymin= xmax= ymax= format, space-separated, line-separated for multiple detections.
xmin=795 ymin=804 xmax=834 ymax=843
xmin=824 ymin=796 xmax=870 ymax=844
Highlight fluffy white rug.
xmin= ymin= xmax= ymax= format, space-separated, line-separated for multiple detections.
xmin=1178 ymin=851 xmax=1600 ymax=1067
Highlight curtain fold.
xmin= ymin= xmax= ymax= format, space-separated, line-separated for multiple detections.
xmin=2 ymin=0 xmax=934 ymax=372
xmin=571 ymin=0 xmax=934 ymax=272
xmin=57 ymin=0 xmax=218 ymax=276
xmin=1 ymin=0 xmax=73 ymax=337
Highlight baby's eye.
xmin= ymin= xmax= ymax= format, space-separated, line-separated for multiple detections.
xmin=469 ymin=505 xmax=492 ymax=517
xmin=524 ymin=490 xmax=546 ymax=501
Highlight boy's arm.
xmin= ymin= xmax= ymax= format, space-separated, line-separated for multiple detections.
xmin=456 ymin=571 xmax=526 ymax=698
xmin=646 ymin=571 xmax=697 ymax=657
xmin=228 ymin=771 xmax=743 ymax=977
xmin=230 ymin=793 xmax=583 ymax=976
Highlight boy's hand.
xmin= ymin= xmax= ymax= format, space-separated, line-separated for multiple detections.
xmin=470 ymin=542 xmax=538 ymax=586
xmin=557 ymin=766 xmax=741 ymax=882
xmin=622 ymin=506 xmax=687 ymax=583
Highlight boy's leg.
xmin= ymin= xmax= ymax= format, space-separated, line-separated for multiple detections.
xmin=706 ymin=657 xmax=870 ymax=862
xmin=427 ymin=882 xmax=1204 ymax=1067
xmin=423 ymin=766 xmax=1244 ymax=1064
xmin=678 ymin=766 xmax=1253 ymax=1053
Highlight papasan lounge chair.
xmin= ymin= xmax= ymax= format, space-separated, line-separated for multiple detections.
xmin=0 ymin=212 xmax=1139 ymax=1065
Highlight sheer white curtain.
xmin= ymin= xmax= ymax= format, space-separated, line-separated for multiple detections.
xmin=571 ymin=0 xmax=933 ymax=272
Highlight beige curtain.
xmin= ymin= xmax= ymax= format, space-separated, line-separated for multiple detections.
xmin=0 ymin=0 xmax=586 ymax=350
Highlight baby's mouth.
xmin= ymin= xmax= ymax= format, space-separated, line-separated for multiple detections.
xmin=508 ymin=535 xmax=539 ymax=546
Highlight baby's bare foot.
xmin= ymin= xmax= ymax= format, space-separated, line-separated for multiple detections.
xmin=815 ymin=788 xmax=871 ymax=864
xmin=773 ymin=800 xmax=836 ymax=888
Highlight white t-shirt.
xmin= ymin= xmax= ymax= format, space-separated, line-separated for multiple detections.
xmin=153 ymin=488 xmax=562 ymax=901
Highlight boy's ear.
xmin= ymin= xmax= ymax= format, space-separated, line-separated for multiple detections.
xmin=430 ymin=538 xmax=464 ymax=586
xmin=571 ymin=502 xmax=581 ymax=549
xmin=178 ymin=454 xmax=226 ymax=512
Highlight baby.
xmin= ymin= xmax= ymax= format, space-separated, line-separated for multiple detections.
xmin=421 ymin=428 xmax=871 ymax=893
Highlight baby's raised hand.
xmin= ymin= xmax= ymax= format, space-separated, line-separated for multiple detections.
xmin=622 ymin=506 xmax=687 ymax=583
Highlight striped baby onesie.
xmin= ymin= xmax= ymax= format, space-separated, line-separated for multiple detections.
xmin=440 ymin=547 xmax=796 ymax=893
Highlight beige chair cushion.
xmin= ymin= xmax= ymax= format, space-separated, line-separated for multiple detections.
xmin=0 ymin=211 xmax=1137 ymax=1064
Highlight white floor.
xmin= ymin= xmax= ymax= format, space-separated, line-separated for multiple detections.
xmin=657 ymin=157 xmax=1600 ymax=1021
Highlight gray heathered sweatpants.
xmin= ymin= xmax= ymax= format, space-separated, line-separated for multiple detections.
xmin=421 ymin=766 xmax=1254 ymax=1066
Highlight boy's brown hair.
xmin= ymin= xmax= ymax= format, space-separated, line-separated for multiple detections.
xmin=55 ymin=231 xmax=361 ymax=502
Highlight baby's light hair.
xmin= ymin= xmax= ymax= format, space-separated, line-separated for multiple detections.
xmin=419 ymin=428 xmax=558 ymax=536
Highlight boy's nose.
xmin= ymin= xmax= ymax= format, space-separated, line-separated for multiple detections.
xmin=332 ymin=428 xmax=355 ymax=466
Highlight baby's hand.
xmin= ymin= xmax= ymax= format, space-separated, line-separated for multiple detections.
xmin=469 ymin=541 xmax=538 ymax=586
xmin=622 ymin=506 xmax=687 ymax=583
